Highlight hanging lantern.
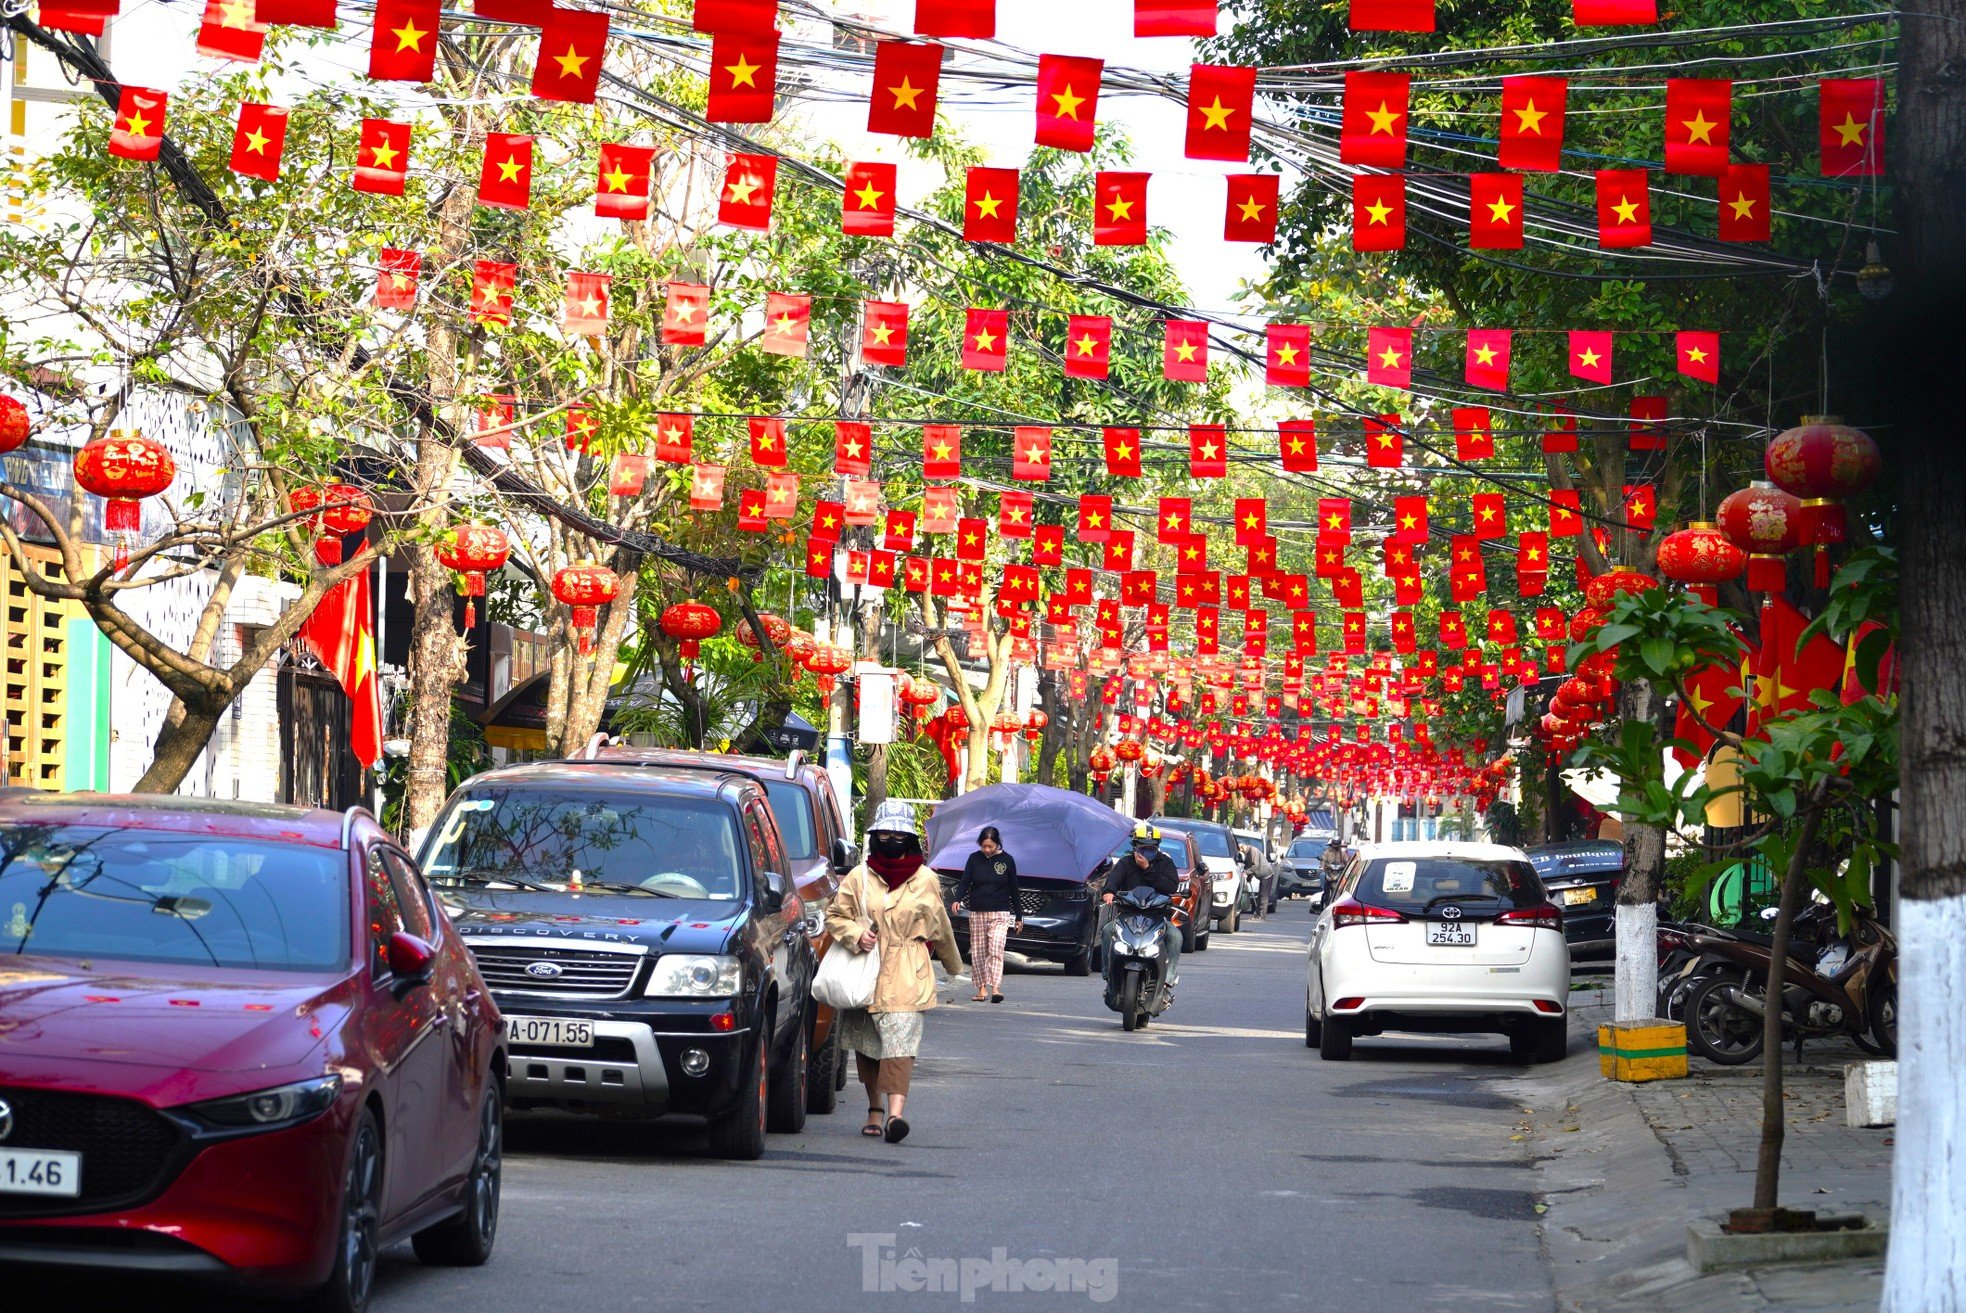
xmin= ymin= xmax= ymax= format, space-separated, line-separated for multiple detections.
xmin=785 ymin=630 xmax=818 ymax=671
xmin=1656 ymin=521 xmax=1746 ymax=605
xmin=1141 ymin=755 xmax=1164 ymax=780
xmin=943 ymin=703 xmax=970 ymax=734
xmin=0 ymin=395 xmax=31 ymax=454
xmin=902 ymin=675 xmax=941 ymax=721
xmin=735 ymin=612 xmax=792 ymax=662
xmin=551 ymin=561 xmax=620 ymax=655
xmin=1717 ymin=481 xmax=1803 ymax=595
xmin=1088 ymin=744 xmax=1116 ymax=785
xmin=74 ymin=430 xmax=175 ymax=569
xmin=1568 ymin=606 xmax=1612 ymax=642
xmin=660 ymin=599 xmax=723 ymax=670
xmin=434 ymin=524 xmax=510 ymax=629
xmin=1582 ymin=568 xmax=1659 ymax=610
xmin=1023 ymin=708 xmax=1049 ymax=741
xmin=1764 ymin=418 xmax=1881 ymax=586
xmin=1113 ymin=738 xmax=1145 ymax=764
xmin=991 ymin=709 xmax=1023 ymax=744
xmin=290 ymin=484 xmax=373 ymax=565
xmin=806 ymin=643 xmax=853 ymax=698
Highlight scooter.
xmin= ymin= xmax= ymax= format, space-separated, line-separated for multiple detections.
xmin=1102 ymin=886 xmax=1179 ymax=1032
xmin=1682 ymin=904 xmax=1897 ymax=1064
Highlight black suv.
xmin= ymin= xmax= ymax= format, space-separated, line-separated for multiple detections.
xmin=1525 ymin=841 xmax=1626 ymax=957
xmin=419 ymin=761 xmax=814 ymax=1159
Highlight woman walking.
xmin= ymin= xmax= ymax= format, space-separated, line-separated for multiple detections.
xmin=952 ymin=826 xmax=1023 ymax=1003
xmin=827 ymin=800 xmax=964 ymax=1145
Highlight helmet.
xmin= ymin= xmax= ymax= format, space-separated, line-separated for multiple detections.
xmin=868 ymin=799 xmax=921 ymax=839
xmin=1130 ymin=822 xmax=1161 ymax=849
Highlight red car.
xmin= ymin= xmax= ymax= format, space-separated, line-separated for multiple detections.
xmin=0 ymin=794 xmax=505 ymax=1313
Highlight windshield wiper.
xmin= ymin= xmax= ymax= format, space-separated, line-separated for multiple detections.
xmin=438 ymin=870 xmax=559 ymax=891
xmin=571 ymin=879 xmax=674 ymax=897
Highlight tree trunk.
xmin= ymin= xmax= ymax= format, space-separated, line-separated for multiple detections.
xmin=556 ymin=562 xmax=640 ymax=756
xmin=1751 ymin=807 xmax=1822 ymax=1212
xmin=1885 ymin=9 xmax=1966 ymax=1301
xmin=1614 ymin=675 xmax=1667 ymax=1022
xmin=130 ymin=698 xmax=225 ymax=794
xmin=858 ymin=595 xmax=888 ymax=819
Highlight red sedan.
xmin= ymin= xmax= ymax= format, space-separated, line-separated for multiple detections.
xmin=0 ymin=794 xmax=505 ymax=1312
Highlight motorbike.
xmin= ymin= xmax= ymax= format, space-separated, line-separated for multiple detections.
xmin=1102 ymin=886 xmax=1179 ymax=1032
xmin=1682 ymin=903 xmax=1898 ymax=1064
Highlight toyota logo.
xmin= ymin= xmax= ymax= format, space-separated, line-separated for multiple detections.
xmin=0 ymin=1097 xmax=13 ymax=1142
xmin=1441 ymin=905 xmax=1463 ymax=920
xmin=523 ymin=961 xmax=564 ymax=979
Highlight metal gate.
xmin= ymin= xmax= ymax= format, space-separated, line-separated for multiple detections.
xmin=278 ymin=659 xmax=365 ymax=811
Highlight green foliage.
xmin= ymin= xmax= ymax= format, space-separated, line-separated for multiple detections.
xmin=378 ymin=700 xmax=487 ymax=835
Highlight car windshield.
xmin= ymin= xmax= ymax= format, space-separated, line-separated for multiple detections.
xmin=1163 ymin=824 xmax=1233 ymax=858
xmin=423 ymin=787 xmax=746 ymax=900
xmin=1287 ymin=838 xmax=1324 ymax=858
xmin=762 ymin=781 xmax=816 ymax=862
xmin=0 ymin=824 xmax=349 ymax=971
xmin=1356 ymin=856 xmax=1545 ymax=913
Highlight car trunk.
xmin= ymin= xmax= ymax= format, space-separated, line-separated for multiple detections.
xmin=1364 ymin=914 xmax=1539 ymax=967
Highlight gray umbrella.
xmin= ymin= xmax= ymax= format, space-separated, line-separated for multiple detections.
xmin=923 ymin=783 xmax=1135 ymax=882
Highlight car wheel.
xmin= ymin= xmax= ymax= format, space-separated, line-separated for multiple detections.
xmin=806 ymin=1024 xmax=841 ymax=1115
xmin=310 ymin=1107 xmax=383 ymax=1313
xmin=766 ymin=1017 xmax=809 ymax=1134
xmin=707 ymin=1036 xmax=768 ymax=1160
xmin=1180 ymin=916 xmax=1197 ymax=954
xmin=1196 ymin=921 xmax=1211 ymax=951
xmin=1062 ymin=947 xmax=1092 ymax=977
xmin=413 ymin=1080 xmax=502 ymax=1266
xmin=1304 ymin=1005 xmax=1321 ymax=1048
xmin=1318 ymin=1013 xmax=1353 ymax=1061
xmin=1534 ymin=1018 xmax=1569 ymax=1064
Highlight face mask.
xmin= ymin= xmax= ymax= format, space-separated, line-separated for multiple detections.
xmin=871 ymin=834 xmax=911 ymax=857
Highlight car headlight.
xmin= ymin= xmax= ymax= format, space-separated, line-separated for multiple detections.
xmin=180 ymin=1075 xmax=342 ymax=1135
xmin=646 ymin=954 xmax=744 ymax=997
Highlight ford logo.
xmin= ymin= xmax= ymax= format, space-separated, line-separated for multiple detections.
xmin=0 ymin=1097 xmax=12 ymax=1142
xmin=1441 ymin=905 xmax=1463 ymax=920
xmin=524 ymin=961 xmax=564 ymax=979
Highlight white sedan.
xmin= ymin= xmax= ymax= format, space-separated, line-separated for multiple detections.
xmin=1304 ymin=841 xmax=1572 ymax=1062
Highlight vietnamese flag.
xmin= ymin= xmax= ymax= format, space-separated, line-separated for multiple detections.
xmin=914 ymin=0 xmax=992 ymax=37
xmin=1718 ymin=163 xmax=1770 ymax=242
xmin=1266 ymin=324 xmax=1311 ymax=387
xmin=1036 ymin=54 xmax=1102 ymax=152
xmin=761 ymin=291 xmax=810 ymax=356
xmin=1569 ymin=329 xmax=1613 ymax=383
xmin=862 ymin=299 xmax=909 ymax=367
xmin=596 ymin=143 xmax=653 ymax=219
xmin=693 ymin=0 xmax=774 ymax=33
xmin=1064 ymin=314 xmax=1112 ymax=379
xmin=1279 ymin=419 xmax=1318 ymax=472
xmin=868 ymin=41 xmax=942 ymax=138
xmin=373 ymin=248 xmax=420 ymax=310
xmin=1349 ymin=0 xmax=1433 ymax=30
xmin=706 ymin=29 xmax=779 ymax=123
xmin=1103 ymin=428 xmax=1142 ymax=479
xmin=1820 ymin=78 xmax=1885 ymax=177
xmin=1677 ymin=330 xmax=1720 ymax=384
xmin=1185 ymin=64 xmax=1256 ymax=162
xmin=469 ymin=261 xmax=515 ymax=327
xmin=1095 ymin=172 xmax=1149 ymax=246
xmin=1341 ymin=72 xmax=1409 ymax=167
xmin=1012 ymin=427 xmax=1053 ymax=482
xmin=736 ymin=488 xmax=767 ymax=533
xmin=256 ymin=0 xmax=337 ymax=25
xmin=1225 ymin=174 xmax=1279 ymax=242
xmin=763 ymin=471 xmax=799 ymax=519
xmin=663 ymin=282 xmax=710 ymax=345
xmin=198 ymin=0 xmax=269 ymax=61
xmin=1032 ymin=524 xmax=1063 ymax=566
xmin=964 ymin=166 xmax=1019 ymax=242
xmin=41 ymin=5 xmax=116 ymax=35
xmin=655 ymin=415 xmax=695 ymax=464
xmin=1157 ymin=496 xmax=1192 ymax=544
xmin=478 ymin=132 xmax=534 ymax=210
xmin=368 ymin=0 xmax=438 ymax=81
xmin=1164 ymin=320 xmax=1209 ymax=381
xmin=1391 ymin=494 xmax=1428 ymax=543
xmin=532 ymin=6 xmax=609 ymax=103
xmin=229 ymin=102 xmax=288 ymax=181
xmin=835 ymin=421 xmax=873 ymax=476
xmin=1136 ymin=0 xmax=1214 ymax=36
xmin=1596 ymin=169 xmax=1651 ymax=247
xmin=921 ymin=488 xmax=958 ymax=534
xmin=564 ymin=271 xmax=611 ymax=335
xmin=1466 ymin=328 xmax=1511 ymax=390
xmin=1078 ymin=496 xmax=1114 ymax=545
xmin=1544 ymin=404 xmax=1578 ymax=455
xmin=962 ymin=307 xmax=1009 ymax=371
xmin=352 ymin=118 xmax=411 ymax=194
xmin=842 ymin=160 xmax=897 ymax=235
xmin=885 ymin=510 xmax=918 ymax=552
xmin=1190 ymin=424 xmax=1227 ymax=478
xmin=690 ymin=464 xmax=726 ymax=513
xmin=1364 ymin=414 xmax=1403 ymax=468
xmin=719 ymin=151 xmax=777 ymax=229
xmin=1672 ymin=660 xmax=1746 ymax=768
xmin=1234 ymin=497 xmax=1267 ymax=545
xmin=1665 ymin=78 xmax=1731 ymax=176
xmin=301 ymin=567 xmax=383 ymax=768
xmin=108 ymin=87 xmax=166 ymax=161
xmin=1629 ymin=395 xmax=1668 ymax=451
xmin=1453 ymin=406 xmax=1495 ymax=460
xmin=1549 ymin=489 xmax=1582 ymax=536
xmin=1469 ymin=172 xmax=1524 ymax=249
xmin=922 ymin=424 xmax=961 ymax=479
xmin=1366 ymin=326 xmax=1412 ymax=390
xmin=750 ymin=416 xmax=787 ymax=466
xmin=1352 ymin=173 xmax=1406 ymax=251
xmin=1471 ymin=493 xmax=1507 ymax=539
xmin=1104 ymin=532 xmax=1135 ymax=572
xmin=1499 ymin=76 xmax=1566 ymax=171
xmin=1572 ymin=0 xmax=1655 ymax=23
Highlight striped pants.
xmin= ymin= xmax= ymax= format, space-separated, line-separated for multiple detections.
xmin=968 ymin=911 xmax=1015 ymax=994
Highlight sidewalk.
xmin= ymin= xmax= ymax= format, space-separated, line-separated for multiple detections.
xmin=1512 ymin=983 xmax=1892 ymax=1312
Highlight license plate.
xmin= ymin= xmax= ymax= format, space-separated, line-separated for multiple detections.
xmin=1562 ymin=887 xmax=1596 ymax=907
xmin=505 ymin=1015 xmax=595 ymax=1048
xmin=0 ymin=1149 xmax=81 ymax=1198
xmin=1426 ymin=922 xmax=1477 ymax=947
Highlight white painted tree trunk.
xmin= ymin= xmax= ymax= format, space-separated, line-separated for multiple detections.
xmin=1613 ymin=903 xmax=1658 ymax=1023
xmin=1882 ymin=892 xmax=1966 ymax=1312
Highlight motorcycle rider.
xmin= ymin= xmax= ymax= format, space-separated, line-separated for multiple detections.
xmin=1102 ymin=823 xmax=1183 ymax=990
xmin=1318 ymin=836 xmax=1347 ymax=901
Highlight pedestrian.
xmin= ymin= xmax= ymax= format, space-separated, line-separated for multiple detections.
xmin=952 ymin=825 xmax=1024 ymax=1003
xmin=827 ymin=799 xmax=965 ymax=1145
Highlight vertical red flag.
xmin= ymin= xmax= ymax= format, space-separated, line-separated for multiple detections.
xmin=963 ymin=166 xmax=1019 ymax=242
xmin=1279 ymin=419 xmax=1318 ymax=472
xmin=1095 ymin=172 xmax=1149 ymax=246
xmin=1469 ymin=173 xmax=1524 ymax=249
xmin=564 ymin=271 xmax=611 ymax=335
xmin=1364 ymin=414 xmax=1403 ymax=468
xmin=595 ymin=143 xmax=654 ymax=219
xmin=1569 ymin=330 xmax=1613 ymax=384
xmin=842 ymin=160 xmax=898 ymax=235
xmin=689 ymin=464 xmax=727 ymax=512
xmin=1718 ymin=163 xmax=1770 ymax=242
xmin=1164 ymin=320 xmax=1209 ymax=381
xmin=531 ymin=6 xmax=608 ymax=103
xmin=108 ymin=87 xmax=167 ymax=161
xmin=1471 ymin=492 xmax=1508 ymax=539
xmin=1366 ymin=326 xmax=1412 ymax=390
xmin=1341 ymin=72 xmax=1410 ymax=167
xmin=256 ymin=0 xmax=338 ymax=26
xmin=41 ymin=5 xmax=116 ymax=36
xmin=1266 ymin=324 xmax=1311 ymax=387
xmin=920 ymin=487 xmax=957 ymax=534
xmin=868 ymin=41 xmax=942 ymax=138
xmin=1665 ymin=78 xmax=1731 ymax=176
xmin=229 ymin=102 xmax=288 ymax=180
xmin=1103 ymin=428 xmax=1142 ymax=478
xmin=467 ymin=261 xmax=512 ymax=327
xmin=1136 ymin=0 xmax=1214 ymax=36
xmin=1549 ymin=489 xmax=1582 ymax=536
xmin=1677 ymin=331 xmax=1720 ymax=384
xmin=736 ymin=488 xmax=768 ymax=533
xmin=655 ymin=415 xmax=694 ymax=464
xmin=1185 ymin=64 xmax=1256 ymax=162
xmin=1233 ymin=497 xmax=1267 ymax=544
xmin=693 ymin=0 xmax=774 ymax=33
xmin=1012 ymin=427 xmax=1053 ymax=482
xmin=1352 ymin=173 xmax=1406 ymax=251
xmin=198 ymin=0 xmax=269 ymax=61
xmin=706 ymin=29 xmax=779 ymax=123
xmin=1064 ymin=314 xmax=1112 ymax=379
xmin=1225 ymin=174 xmax=1279 ymax=242
xmin=1465 ymin=328 xmax=1511 ymax=390
xmin=885 ymin=510 xmax=918 ymax=552
xmin=834 ymin=421 xmax=873 ymax=476
xmin=750 ymin=416 xmax=787 ymax=466
xmin=1349 ymin=0 xmax=1433 ymax=30
xmin=478 ymin=132 xmax=534 ymax=210
xmin=369 ymin=0 xmax=438 ymax=81
xmin=962 ymin=307 xmax=1009 ymax=371
xmin=352 ymin=118 xmax=411 ymax=194
xmin=1451 ymin=406 xmax=1494 ymax=460
xmin=914 ymin=0 xmax=992 ymax=37
xmin=764 ymin=472 xmax=799 ymax=519
xmin=1189 ymin=425 xmax=1227 ymax=479
xmin=373 ymin=248 xmax=420 ymax=310
xmin=922 ymin=425 xmax=961 ymax=479
xmin=301 ymin=567 xmax=382 ymax=768
xmin=719 ymin=151 xmax=777 ymax=229
xmin=1000 ymin=495 xmax=1035 ymax=540
xmin=1820 ymin=78 xmax=1885 ymax=177
xmin=1077 ymin=496 xmax=1113 ymax=545
xmin=1498 ymin=76 xmax=1566 ymax=170
xmin=1391 ymin=494 xmax=1428 ymax=542
xmin=1544 ymin=404 xmax=1578 ymax=455
xmin=1595 ymin=169 xmax=1651 ymax=247
xmin=760 ymin=291 xmax=810 ymax=356
xmin=862 ymin=300 xmax=909 ymax=367
xmin=663 ymin=282 xmax=710 ymax=345
xmin=1572 ymin=0 xmax=1655 ymax=22
xmin=1036 ymin=54 xmax=1102 ymax=152
xmin=1629 ymin=396 xmax=1668 ymax=452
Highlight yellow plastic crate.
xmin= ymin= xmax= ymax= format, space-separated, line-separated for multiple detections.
xmin=1598 ymin=1019 xmax=1689 ymax=1082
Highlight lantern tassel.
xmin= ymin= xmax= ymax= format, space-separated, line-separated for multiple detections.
xmin=1814 ymin=545 xmax=1831 ymax=590
xmin=464 ymin=600 xmax=476 ymax=630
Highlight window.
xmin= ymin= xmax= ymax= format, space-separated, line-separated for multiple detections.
xmin=380 ymin=849 xmax=434 ymax=940
xmin=1355 ymin=857 xmax=1546 ymax=914
xmin=366 ymin=847 xmax=408 ymax=975
xmin=762 ymin=780 xmax=816 ymax=861
xmin=1166 ymin=824 xmax=1234 ymax=858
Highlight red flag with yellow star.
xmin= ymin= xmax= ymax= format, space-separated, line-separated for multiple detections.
xmin=1569 ymin=329 xmax=1613 ymax=383
xmin=1469 ymin=172 xmax=1524 ymax=249
xmin=1095 ymin=172 xmax=1148 ymax=246
xmin=1102 ymin=429 xmax=1141 ymax=479
xmin=1064 ymin=315 xmax=1112 ymax=379
xmin=563 ymin=271 xmax=611 ymax=335
xmin=655 ymin=414 xmax=694 ymax=464
xmin=368 ymin=0 xmax=438 ymax=81
xmin=1365 ymin=414 xmax=1403 ymax=468
xmin=198 ymin=0 xmax=269 ymax=61
xmin=963 ymin=167 xmax=1019 ymax=242
xmin=763 ymin=471 xmax=798 ymax=518
xmin=1465 ymin=329 xmax=1511 ymax=390
xmin=1677 ymin=331 xmax=1720 ymax=384
xmin=1454 ymin=406 xmax=1494 ymax=459
xmin=1189 ymin=424 xmax=1227 ymax=478
xmin=229 ymin=102 xmax=288 ymax=181
xmin=1341 ymin=71 xmax=1409 ymax=167
xmin=1498 ymin=75 xmax=1565 ymax=169
xmin=1036 ymin=54 xmax=1102 ymax=152
xmin=1717 ymin=163 xmax=1770 ymax=242
xmin=352 ymin=118 xmax=411 ymax=194
xmin=719 ymin=152 xmax=776 ymax=229
xmin=862 ymin=300 xmax=909 ymax=367
xmin=1352 ymin=173 xmax=1406 ymax=251
xmin=706 ymin=29 xmax=778 ymax=123
xmin=1279 ymin=419 xmax=1318 ymax=472
xmin=1366 ymin=326 xmax=1412 ymax=390
xmin=1671 ymin=660 xmax=1745 ymax=768
xmin=868 ymin=41 xmax=941 ymax=138
xmin=373 ymin=248 xmax=420 ymax=310
xmin=1595 ymin=169 xmax=1651 ymax=247
xmin=595 ymin=142 xmax=653 ymax=219
xmin=842 ymin=160 xmax=897 ymax=235
xmin=1136 ymin=0 xmax=1214 ymax=36
xmin=761 ymin=291 xmax=811 ymax=357
xmin=749 ymin=416 xmax=787 ymax=466
xmin=532 ymin=6 xmax=608 ymax=102
xmin=962 ymin=308 xmax=1008 ymax=371
xmin=922 ymin=425 xmax=961 ymax=479
xmin=478 ymin=132 xmax=534 ymax=210
xmin=255 ymin=0 xmax=338 ymax=26
xmin=1266 ymin=324 xmax=1311 ymax=387
xmin=663 ymin=281 xmax=710 ymax=345
xmin=108 ymin=87 xmax=167 ymax=161
xmin=1224 ymin=174 xmax=1278 ymax=242
xmin=1164 ymin=320 xmax=1209 ymax=381
xmin=1665 ymin=78 xmax=1730 ymax=176
xmin=1819 ymin=78 xmax=1884 ymax=176
xmin=1185 ymin=64 xmax=1255 ymax=161
xmin=834 ymin=421 xmax=873 ymax=476
xmin=1012 ymin=427 xmax=1053 ymax=481
xmin=301 ymin=567 xmax=382 ymax=768
xmin=914 ymin=0 xmax=993 ymax=37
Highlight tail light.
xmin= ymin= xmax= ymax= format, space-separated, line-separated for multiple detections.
xmin=1331 ymin=897 xmax=1406 ymax=929
xmin=1497 ymin=903 xmax=1564 ymax=931
xmin=1533 ymin=999 xmax=1564 ymax=1015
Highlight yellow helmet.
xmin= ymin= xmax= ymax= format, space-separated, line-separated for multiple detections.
xmin=1130 ymin=822 xmax=1162 ymax=848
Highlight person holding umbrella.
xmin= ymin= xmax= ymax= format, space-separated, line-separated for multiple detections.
xmin=952 ymin=826 xmax=1024 ymax=1003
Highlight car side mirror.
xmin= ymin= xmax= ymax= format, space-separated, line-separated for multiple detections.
xmin=385 ymin=932 xmax=436 ymax=986
xmin=831 ymin=837 xmax=859 ymax=874
xmin=761 ymin=870 xmax=788 ymax=912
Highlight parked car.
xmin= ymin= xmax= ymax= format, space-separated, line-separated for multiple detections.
xmin=1305 ymin=841 xmax=1571 ymax=1063
xmin=1093 ymin=830 xmax=1214 ymax=957
xmin=1153 ymin=817 xmax=1248 ymax=934
xmin=1524 ymin=841 xmax=1626 ymax=957
xmin=1279 ymin=833 xmax=1335 ymax=903
xmin=419 ymin=760 xmax=814 ymax=1159
xmin=0 ymin=794 xmax=504 ymax=1313
xmin=593 ymin=746 xmax=856 ymax=1112
xmin=1233 ymin=827 xmax=1278 ymax=915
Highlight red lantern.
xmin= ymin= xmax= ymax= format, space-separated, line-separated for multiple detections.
xmin=991 ymin=709 xmax=1023 ymax=743
xmin=1113 ymin=738 xmax=1145 ymax=764
xmin=1023 ymin=708 xmax=1049 ymax=741
xmin=806 ymin=643 xmax=853 ymax=698
xmin=74 ymin=430 xmax=175 ymax=569
xmin=1717 ymin=481 xmax=1803 ymax=595
xmin=551 ymin=562 xmax=620 ymax=655
xmin=1656 ymin=521 xmax=1745 ymax=605
xmin=943 ymin=703 xmax=970 ymax=734
xmin=786 ymin=631 xmax=817 ymax=669
xmin=435 ymin=524 xmax=510 ymax=629
xmin=902 ymin=675 xmax=941 ymax=721
xmin=1088 ymin=744 xmax=1116 ymax=784
xmin=735 ymin=612 xmax=792 ymax=662
xmin=0 ymin=395 xmax=31 ymax=454
xmin=290 ymin=484 xmax=373 ymax=565
xmin=1764 ymin=418 xmax=1881 ymax=586
xmin=660 ymin=599 xmax=723 ymax=662
xmin=1568 ymin=607 xmax=1611 ymax=642
xmin=1583 ymin=568 xmax=1658 ymax=609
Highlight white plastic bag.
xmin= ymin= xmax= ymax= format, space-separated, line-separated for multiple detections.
xmin=812 ymin=940 xmax=881 ymax=1010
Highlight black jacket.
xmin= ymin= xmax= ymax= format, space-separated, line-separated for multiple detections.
xmin=955 ymin=850 xmax=1024 ymax=915
xmin=1107 ymin=850 xmax=1180 ymax=899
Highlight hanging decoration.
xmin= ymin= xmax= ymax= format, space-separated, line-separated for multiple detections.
xmin=290 ymin=483 xmax=374 ymax=564
xmin=1762 ymin=418 xmax=1881 ymax=587
xmin=0 ymin=396 xmax=30 ymax=453
xmin=73 ymin=430 xmax=175 ymax=570
xmin=434 ymin=524 xmax=510 ymax=629
xmin=1656 ymin=522 xmax=1746 ymax=604
xmin=735 ymin=611 xmax=792 ymax=661
xmin=551 ymin=561 xmax=620 ymax=654
xmin=660 ymin=599 xmax=724 ymax=678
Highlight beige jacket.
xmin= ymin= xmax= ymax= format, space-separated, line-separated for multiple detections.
xmin=826 ymin=863 xmax=964 ymax=1014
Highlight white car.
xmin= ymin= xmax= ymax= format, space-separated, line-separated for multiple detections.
xmin=1154 ymin=819 xmax=1248 ymax=933
xmin=1304 ymin=841 xmax=1571 ymax=1063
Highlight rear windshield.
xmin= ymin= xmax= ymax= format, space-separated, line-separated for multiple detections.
xmin=762 ymin=781 xmax=816 ymax=861
xmin=1164 ymin=825 xmax=1233 ymax=858
xmin=0 ymin=825 xmax=349 ymax=971
xmin=1529 ymin=849 xmax=1624 ymax=877
xmin=1356 ymin=856 xmax=1545 ymax=913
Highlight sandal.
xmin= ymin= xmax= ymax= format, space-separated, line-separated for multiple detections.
xmin=970 ymin=993 xmax=990 ymax=1002
xmin=862 ymin=1108 xmax=886 ymax=1137
xmin=991 ymin=993 xmax=1004 ymax=1003
xmin=884 ymin=1116 xmax=910 ymax=1144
